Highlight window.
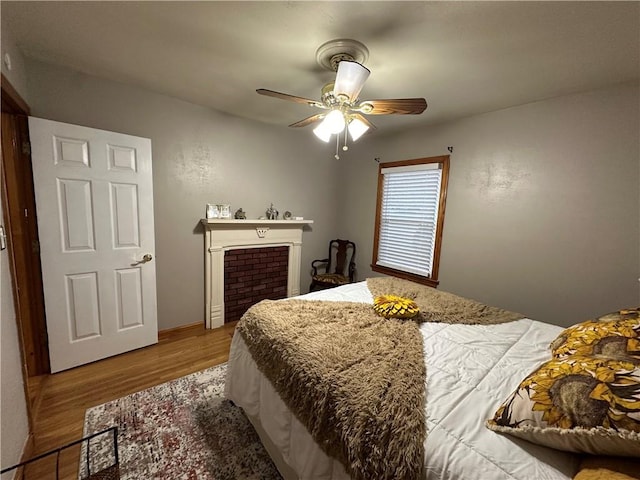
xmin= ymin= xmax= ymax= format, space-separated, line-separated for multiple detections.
xmin=372 ymin=155 xmax=450 ymax=288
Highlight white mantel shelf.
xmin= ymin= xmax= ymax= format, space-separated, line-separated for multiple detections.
xmin=201 ymin=218 xmax=313 ymax=329
xmin=201 ymin=219 xmax=313 ymax=226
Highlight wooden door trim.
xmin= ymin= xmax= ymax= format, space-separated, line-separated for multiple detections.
xmin=1 ymin=73 xmax=30 ymax=114
xmin=1 ymin=74 xmax=50 ymax=437
xmin=1 ymin=112 xmax=50 ymax=371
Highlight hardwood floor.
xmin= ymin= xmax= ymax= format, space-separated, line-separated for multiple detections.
xmin=20 ymin=321 xmax=237 ymax=479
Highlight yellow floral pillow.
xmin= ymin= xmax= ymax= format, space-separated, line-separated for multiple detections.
xmin=373 ymin=295 xmax=419 ymax=319
xmin=550 ymin=314 xmax=640 ymax=361
xmin=597 ymin=307 xmax=640 ymax=322
xmin=487 ymin=354 xmax=640 ymax=456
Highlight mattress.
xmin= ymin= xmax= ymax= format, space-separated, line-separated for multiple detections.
xmin=225 ymin=281 xmax=581 ymax=479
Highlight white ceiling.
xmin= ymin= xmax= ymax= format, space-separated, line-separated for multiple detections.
xmin=3 ymin=1 xmax=639 ymax=133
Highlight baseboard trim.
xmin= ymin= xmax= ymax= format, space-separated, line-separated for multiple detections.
xmin=14 ymin=433 xmax=34 ymax=480
xmin=158 ymin=321 xmax=204 ymax=342
xmin=28 ymin=374 xmax=49 ymax=425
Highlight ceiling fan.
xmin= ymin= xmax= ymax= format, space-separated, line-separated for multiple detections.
xmin=257 ymin=39 xmax=427 ymax=158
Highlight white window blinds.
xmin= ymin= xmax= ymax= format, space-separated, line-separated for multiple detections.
xmin=376 ymin=163 xmax=442 ymax=277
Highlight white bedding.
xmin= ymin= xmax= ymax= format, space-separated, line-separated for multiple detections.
xmin=225 ymin=281 xmax=581 ymax=479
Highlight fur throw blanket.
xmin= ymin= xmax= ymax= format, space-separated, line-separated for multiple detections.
xmin=237 ymin=299 xmax=425 ymax=480
xmin=367 ymin=277 xmax=524 ymax=325
xmin=236 ymin=278 xmax=523 ymax=480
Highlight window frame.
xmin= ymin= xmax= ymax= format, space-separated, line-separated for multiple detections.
xmin=371 ymin=155 xmax=450 ymax=288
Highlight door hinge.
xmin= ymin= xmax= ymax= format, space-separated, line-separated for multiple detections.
xmin=0 ymin=225 xmax=6 ymax=250
xmin=22 ymin=140 xmax=31 ymax=156
xmin=32 ymin=239 xmax=40 ymax=254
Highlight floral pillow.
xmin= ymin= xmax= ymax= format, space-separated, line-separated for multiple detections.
xmin=372 ymin=295 xmax=420 ymax=319
xmin=596 ymin=307 xmax=640 ymax=322
xmin=486 ymin=355 xmax=640 ymax=456
xmin=487 ymin=309 xmax=640 ymax=456
xmin=549 ymin=318 xmax=640 ymax=361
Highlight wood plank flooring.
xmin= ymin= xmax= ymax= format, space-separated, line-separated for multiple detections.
xmin=20 ymin=321 xmax=237 ymax=479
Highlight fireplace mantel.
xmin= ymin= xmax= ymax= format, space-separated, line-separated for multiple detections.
xmin=201 ymin=218 xmax=313 ymax=328
xmin=201 ymin=219 xmax=313 ymax=227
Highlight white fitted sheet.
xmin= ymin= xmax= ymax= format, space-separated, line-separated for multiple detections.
xmin=225 ymin=282 xmax=581 ymax=479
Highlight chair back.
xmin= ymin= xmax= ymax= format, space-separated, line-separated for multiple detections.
xmin=328 ymin=239 xmax=356 ymax=279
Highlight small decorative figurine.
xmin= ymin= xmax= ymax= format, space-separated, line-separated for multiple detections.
xmin=266 ymin=203 xmax=279 ymax=220
xmin=234 ymin=208 xmax=246 ymax=219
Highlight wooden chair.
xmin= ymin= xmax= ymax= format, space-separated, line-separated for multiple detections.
xmin=309 ymin=239 xmax=356 ymax=291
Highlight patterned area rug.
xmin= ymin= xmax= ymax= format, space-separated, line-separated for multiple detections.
xmin=81 ymin=363 xmax=282 ymax=479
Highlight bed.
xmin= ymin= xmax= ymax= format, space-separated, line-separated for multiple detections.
xmin=224 ymin=280 xmax=584 ymax=480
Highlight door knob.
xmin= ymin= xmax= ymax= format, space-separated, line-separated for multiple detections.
xmin=131 ymin=254 xmax=153 ymax=266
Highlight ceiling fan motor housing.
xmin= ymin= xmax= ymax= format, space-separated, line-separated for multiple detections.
xmin=329 ymin=53 xmax=355 ymax=71
xmin=320 ymin=82 xmax=339 ymax=106
xmin=315 ymin=38 xmax=369 ymax=71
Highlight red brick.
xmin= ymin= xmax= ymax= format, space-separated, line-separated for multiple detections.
xmin=224 ymin=245 xmax=290 ymax=323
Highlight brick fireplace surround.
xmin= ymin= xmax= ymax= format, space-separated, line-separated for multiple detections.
xmin=201 ymin=219 xmax=313 ymax=328
xmin=224 ymin=246 xmax=289 ymax=323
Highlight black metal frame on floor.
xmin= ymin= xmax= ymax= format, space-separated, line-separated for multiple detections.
xmin=0 ymin=426 xmax=119 ymax=479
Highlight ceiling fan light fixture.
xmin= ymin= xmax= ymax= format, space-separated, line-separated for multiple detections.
xmin=333 ymin=61 xmax=370 ymax=102
xmin=313 ymin=121 xmax=332 ymax=142
xmin=257 ymin=38 xmax=427 ymax=158
xmin=323 ymin=109 xmax=346 ymax=134
xmin=348 ymin=117 xmax=369 ymax=142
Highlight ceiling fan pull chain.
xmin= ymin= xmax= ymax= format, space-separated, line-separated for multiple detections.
xmin=335 ymin=131 xmax=340 ymax=160
xmin=343 ymin=126 xmax=349 ymax=152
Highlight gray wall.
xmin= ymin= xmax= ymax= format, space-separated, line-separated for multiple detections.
xmin=339 ymin=83 xmax=640 ymax=327
xmin=1 ymin=199 xmax=30 ymax=479
xmin=1 ymin=19 xmax=30 ymax=105
xmin=1 ymin=24 xmax=31 ymax=480
xmin=25 ymin=59 xmax=340 ymax=331
xmin=13 ymin=59 xmax=640 ymax=337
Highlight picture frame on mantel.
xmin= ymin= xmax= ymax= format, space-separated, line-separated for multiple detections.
xmin=218 ymin=204 xmax=231 ymax=218
xmin=206 ymin=203 xmax=219 ymax=219
xmin=206 ymin=203 xmax=232 ymax=219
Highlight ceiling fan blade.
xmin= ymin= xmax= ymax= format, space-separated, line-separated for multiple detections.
xmin=257 ymin=89 xmax=322 ymax=107
xmin=333 ymin=61 xmax=370 ymax=102
xmin=288 ymin=114 xmax=325 ymax=128
xmin=358 ymin=98 xmax=427 ymax=115
xmin=351 ymin=113 xmax=376 ymax=131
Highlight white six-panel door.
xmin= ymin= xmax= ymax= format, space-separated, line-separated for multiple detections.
xmin=29 ymin=117 xmax=157 ymax=373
